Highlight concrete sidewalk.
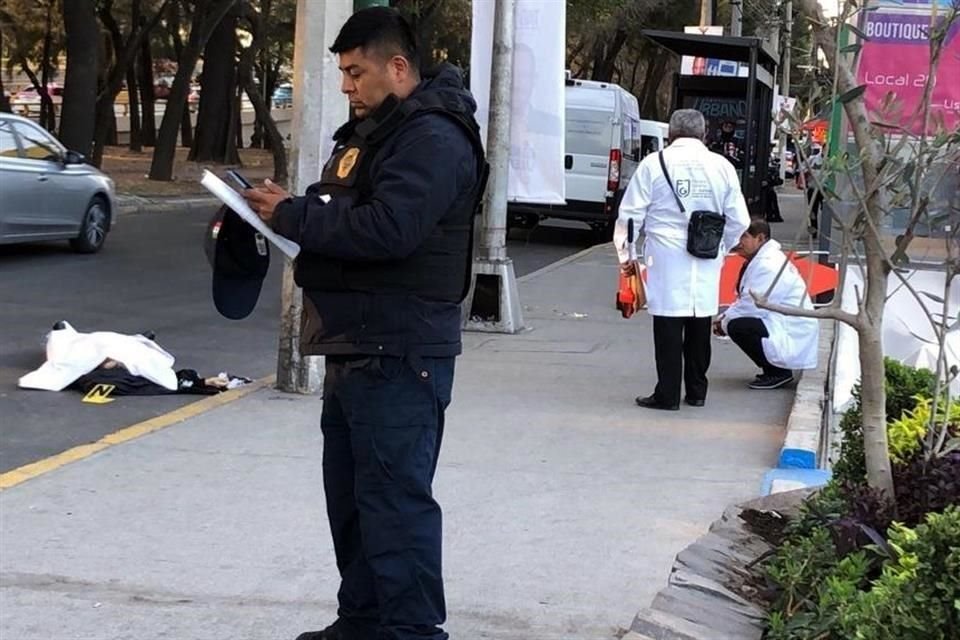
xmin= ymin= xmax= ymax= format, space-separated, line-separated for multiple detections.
xmin=0 ymin=245 xmax=792 ymax=639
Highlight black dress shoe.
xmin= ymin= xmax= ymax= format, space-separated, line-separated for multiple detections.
xmin=295 ymin=622 xmax=346 ymax=640
xmin=684 ymin=397 xmax=705 ymax=407
xmin=296 ymin=618 xmax=374 ymax=640
xmin=635 ymin=394 xmax=679 ymax=411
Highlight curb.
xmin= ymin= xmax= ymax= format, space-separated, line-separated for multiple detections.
xmin=761 ymin=320 xmax=836 ymax=495
xmin=116 ymin=195 xmax=220 ymax=216
xmin=0 ymin=375 xmax=275 ymax=492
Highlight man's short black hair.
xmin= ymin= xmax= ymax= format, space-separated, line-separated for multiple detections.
xmin=330 ymin=7 xmax=420 ymax=73
xmin=747 ymin=219 xmax=771 ymax=239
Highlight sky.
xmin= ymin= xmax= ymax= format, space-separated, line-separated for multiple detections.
xmin=819 ymin=0 xmax=841 ymax=18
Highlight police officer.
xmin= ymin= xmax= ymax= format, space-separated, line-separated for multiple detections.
xmin=243 ymin=8 xmax=485 ymax=640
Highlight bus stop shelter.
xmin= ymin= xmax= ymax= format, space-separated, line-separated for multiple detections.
xmin=642 ymin=30 xmax=778 ymax=216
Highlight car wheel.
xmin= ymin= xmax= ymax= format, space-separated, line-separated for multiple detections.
xmin=70 ymin=196 xmax=110 ymax=254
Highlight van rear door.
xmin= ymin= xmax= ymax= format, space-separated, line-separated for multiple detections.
xmin=565 ymin=87 xmax=615 ymax=205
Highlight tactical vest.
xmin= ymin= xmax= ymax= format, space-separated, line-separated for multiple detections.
xmin=293 ymin=92 xmax=488 ymax=303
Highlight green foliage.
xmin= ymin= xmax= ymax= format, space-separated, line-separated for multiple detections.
xmin=834 ymin=359 xmax=938 ymax=485
xmin=837 ymin=508 xmax=960 ymax=640
xmin=888 ymin=396 xmax=960 ymax=463
xmin=764 ymin=507 xmax=960 ymax=639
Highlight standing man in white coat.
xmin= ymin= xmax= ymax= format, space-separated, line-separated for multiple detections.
xmin=615 ymin=109 xmax=750 ymax=410
xmin=716 ymin=220 xmax=819 ymax=389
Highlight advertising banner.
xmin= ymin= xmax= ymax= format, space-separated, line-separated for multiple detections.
xmin=470 ymin=0 xmax=566 ymax=204
xmin=857 ymin=11 xmax=960 ymax=134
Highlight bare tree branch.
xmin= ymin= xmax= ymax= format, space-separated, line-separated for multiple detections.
xmin=751 ymin=291 xmax=862 ymax=327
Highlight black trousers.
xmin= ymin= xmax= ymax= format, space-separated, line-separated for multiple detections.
xmin=321 ymin=355 xmax=454 ymax=640
xmin=652 ymin=315 xmax=712 ymax=405
xmin=806 ymin=187 xmax=823 ymax=230
xmin=726 ymin=317 xmax=792 ymax=377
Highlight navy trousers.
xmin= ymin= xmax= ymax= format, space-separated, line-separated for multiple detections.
xmin=321 ymin=355 xmax=455 ymax=640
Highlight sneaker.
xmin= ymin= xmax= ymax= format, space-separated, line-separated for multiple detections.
xmin=749 ymin=373 xmax=794 ymax=390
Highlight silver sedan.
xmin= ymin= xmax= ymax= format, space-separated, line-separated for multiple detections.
xmin=0 ymin=113 xmax=115 ymax=253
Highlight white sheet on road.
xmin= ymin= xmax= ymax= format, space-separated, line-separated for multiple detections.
xmin=18 ymin=321 xmax=177 ymax=391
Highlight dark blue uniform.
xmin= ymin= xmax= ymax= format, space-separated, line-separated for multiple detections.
xmin=270 ymin=64 xmax=484 ymax=640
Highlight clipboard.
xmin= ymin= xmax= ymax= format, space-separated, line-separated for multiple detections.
xmin=200 ymin=169 xmax=301 ymax=259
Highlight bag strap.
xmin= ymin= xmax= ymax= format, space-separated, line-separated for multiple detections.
xmin=658 ymin=151 xmax=685 ymax=213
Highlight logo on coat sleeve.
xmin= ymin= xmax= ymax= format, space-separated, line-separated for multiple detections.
xmin=336 ymin=147 xmax=361 ymax=179
xmin=676 ymin=179 xmax=691 ymax=198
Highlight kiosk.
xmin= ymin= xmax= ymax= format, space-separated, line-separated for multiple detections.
xmin=642 ymin=30 xmax=779 ymax=216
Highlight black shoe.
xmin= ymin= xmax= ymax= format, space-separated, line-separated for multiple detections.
xmin=684 ymin=397 xmax=705 ymax=407
xmin=749 ymin=373 xmax=794 ymax=390
xmin=635 ymin=394 xmax=679 ymax=411
xmin=295 ymin=621 xmax=349 ymax=640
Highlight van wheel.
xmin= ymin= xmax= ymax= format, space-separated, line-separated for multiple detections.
xmin=590 ymin=222 xmax=614 ymax=243
xmin=70 ymin=196 xmax=110 ymax=254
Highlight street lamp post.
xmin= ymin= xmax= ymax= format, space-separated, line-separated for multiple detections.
xmin=462 ymin=0 xmax=524 ymax=334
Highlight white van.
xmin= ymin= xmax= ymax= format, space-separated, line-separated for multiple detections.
xmin=508 ymin=78 xmax=667 ymax=238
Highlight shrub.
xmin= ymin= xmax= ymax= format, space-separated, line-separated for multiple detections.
xmin=763 ymin=507 xmax=960 ymax=640
xmin=833 ymin=360 xmax=937 ymax=486
xmin=894 ymin=452 xmax=960 ymax=527
xmin=838 ymin=507 xmax=960 ymax=640
xmin=888 ymin=396 xmax=960 ymax=463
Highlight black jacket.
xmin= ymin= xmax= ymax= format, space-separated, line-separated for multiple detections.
xmin=271 ymin=65 xmax=482 ymax=358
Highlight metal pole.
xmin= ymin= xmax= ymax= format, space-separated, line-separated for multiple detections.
xmin=700 ymin=0 xmax=712 ymax=28
xmin=463 ymin=0 xmax=524 ymax=333
xmin=278 ymin=0 xmax=352 ymax=393
xmin=730 ymin=0 xmax=743 ymax=37
xmin=480 ymin=0 xmax=514 ymax=262
xmin=778 ymin=0 xmax=792 ymax=182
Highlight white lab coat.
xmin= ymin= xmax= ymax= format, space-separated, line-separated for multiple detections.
xmin=720 ymin=240 xmax=819 ymax=370
xmin=614 ymin=138 xmax=751 ymax=317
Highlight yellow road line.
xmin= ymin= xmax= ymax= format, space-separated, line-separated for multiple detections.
xmin=0 ymin=375 xmax=276 ymax=492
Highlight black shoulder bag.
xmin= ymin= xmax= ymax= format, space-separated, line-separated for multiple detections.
xmin=658 ymin=151 xmax=726 ymax=259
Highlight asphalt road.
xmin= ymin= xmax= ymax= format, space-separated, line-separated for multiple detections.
xmin=0 ymin=208 xmax=597 ymax=473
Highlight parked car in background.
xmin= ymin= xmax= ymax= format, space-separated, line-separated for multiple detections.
xmin=272 ymin=83 xmax=293 ymax=108
xmin=0 ymin=113 xmax=116 ymax=253
xmin=12 ymin=84 xmax=63 ymax=104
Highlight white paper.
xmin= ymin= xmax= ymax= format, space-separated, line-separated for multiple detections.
xmin=200 ymin=169 xmax=301 ymax=259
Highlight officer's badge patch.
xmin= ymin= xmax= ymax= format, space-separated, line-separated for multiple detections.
xmin=337 ymin=148 xmax=360 ymax=179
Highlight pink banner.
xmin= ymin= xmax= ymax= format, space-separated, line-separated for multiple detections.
xmin=857 ymin=11 xmax=960 ymax=134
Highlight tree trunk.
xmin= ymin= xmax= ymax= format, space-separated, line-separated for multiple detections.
xmin=0 ymin=29 xmax=9 ymax=113
xmin=189 ymin=7 xmax=239 ymax=163
xmin=640 ymin=56 xmax=667 ymax=120
xmin=60 ymin=0 xmax=100 ymax=156
xmin=590 ymin=28 xmax=627 ymax=82
xmin=180 ymin=101 xmax=194 ymax=147
xmin=233 ymin=89 xmax=243 ymax=150
xmin=138 ymin=21 xmax=157 ymax=146
xmin=127 ymin=0 xmax=143 ymax=151
xmin=93 ymin=0 xmax=168 ymax=166
xmin=39 ymin=1 xmax=56 ymax=132
xmin=238 ymin=44 xmax=287 ymax=182
xmin=127 ymin=67 xmax=142 ymax=151
xmin=150 ymin=0 xmax=239 ymax=181
xmin=799 ymin=0 xmax=894 ymax=496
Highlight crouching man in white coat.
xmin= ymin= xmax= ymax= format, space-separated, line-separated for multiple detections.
xmin=716 ymin=220 xmax=819 ymax=389
xmin=615 ymin=109 xmax=751 ymax=410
